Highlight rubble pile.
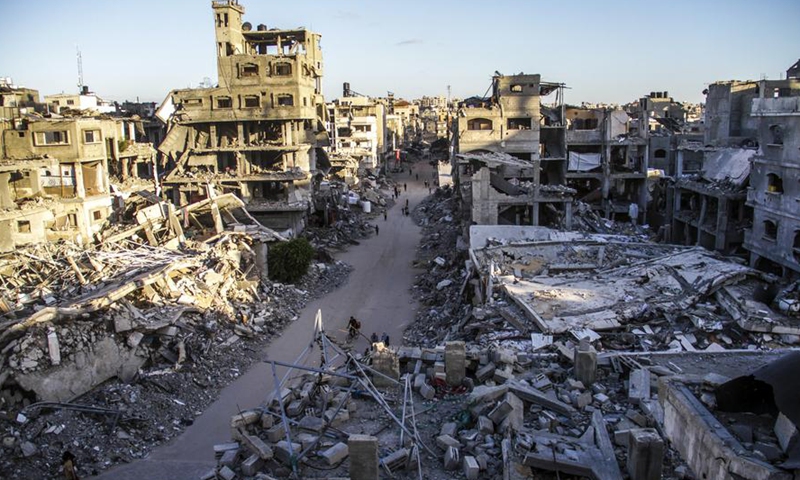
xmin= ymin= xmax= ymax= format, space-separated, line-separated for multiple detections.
xmin=406 ymin=187 xmax=470 ymax=347
xmin=0 ymin=232 xmax=352 ymax=479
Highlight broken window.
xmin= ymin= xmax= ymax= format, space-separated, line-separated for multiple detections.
xmin=17 ymin=220 xmax=31 ymax=233
xmin=66 ymin=99 xmax=75 ymax=106
xmin=83 ymin=130 xmax=100 ymax=144
xmin=92 ymin=209 xmax=103 ymax=221
xmin=654 ymin=149 xmax=667 ymax=159
xmin=35 ymin=130 xmax=69 ymax=146
xmin=243 ymin=95 xmax=260 ymax=108
xmin=767 ymin=173 xmax=783 ymax=194
xmin=273 ymin=63 xmax=292 ymax=76
xmin=763 ymin=220 xmax=778 ymax=241
xmin=510 ymin=84 xmax=523 ymax=93
xmin=216 ymin=96 xmax=232 ymax=108
xmin=507 ymin=118 xmax=532 ymax=130
xmin=184 ymin=98 xmax=203 ymax=106
xmin=277 ymin=94 xmax=294 ymax=106
xmin=769 ymin=125 xmax=784 ymax=145
xmin=467 ymin=118 xmax=492 ymax=131
xmin=240 ymin=63 xmax=258 ymax=77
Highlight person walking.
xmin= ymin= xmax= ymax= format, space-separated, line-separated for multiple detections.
xmin=415 ymin=173 xmax=419 ymax=181
xmin=405 ymin=198 xmax=409 ymax=208
xmin=383 ymin=210 xmax=387 ymax=221
xmin=375 ymin=224 xmax=379 ymax=235
xmin=403 ymin=183 xmax=407 ymax=192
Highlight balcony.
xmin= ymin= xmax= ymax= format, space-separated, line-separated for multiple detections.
xmin=566 ymin=129 xmax=602 ymax=144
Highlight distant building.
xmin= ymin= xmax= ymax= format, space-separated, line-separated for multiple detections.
xmin=45 ymin=87 xmax=116 ymax=114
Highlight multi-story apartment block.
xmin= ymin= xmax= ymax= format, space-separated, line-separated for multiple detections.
xmin=157 ymin=0 xmax=328 ymax=234
xmin=453 ymin=73 xmax=571 ymax=228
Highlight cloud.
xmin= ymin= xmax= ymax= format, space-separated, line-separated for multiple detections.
xmin=395 ymin=39 xmax=423 ymax=46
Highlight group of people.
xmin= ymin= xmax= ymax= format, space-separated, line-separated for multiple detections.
xmin=346 ymin=316 xmax=390 ymax=346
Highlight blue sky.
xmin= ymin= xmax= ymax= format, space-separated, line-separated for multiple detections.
xmin=1 ymin=0 xmax=798 ymax=105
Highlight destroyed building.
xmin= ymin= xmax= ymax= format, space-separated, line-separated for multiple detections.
xmin=669 ymin=74 xmax=800 ymax=266
xmin=0 ymin=113 xmax=154 ymax=252
xmin=328 ymin=84 xmax=387 ymax=171
xmin=565 ymin=105 xmax=649 ymax=223
xmin=156 ymin=0 xmax=328 ymax=235
xmin=744 ymin=74 xmax=800 ymax=276
xmin=454 ymin=74 xmax=573 ymax=228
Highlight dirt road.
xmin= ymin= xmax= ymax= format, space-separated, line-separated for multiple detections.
xmin=98 ymin=164 xmax=429 ymax=479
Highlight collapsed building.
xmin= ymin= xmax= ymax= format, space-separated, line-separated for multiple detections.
xmin=564 ymin=104 xmax=649 ymax=223
xmin=156 ymin=0 xmax=329 ymax=235
xmin=454 ymin=74 xmax=573 ymax=228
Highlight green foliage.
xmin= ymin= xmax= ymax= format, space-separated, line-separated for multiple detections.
xmin=268 ymin=238 xmax=315 ymax=284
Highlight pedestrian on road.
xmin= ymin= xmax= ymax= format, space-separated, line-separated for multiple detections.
xmin=415 ymin=173 xmax=419 ymax=180
xmin=371 ymin=332 xmax=379 ymax=344
xmin=381 ymin=332 xmax=390 ymax=346
xmin=403 ymin=183 xmax=407 ymax=192
xmin=429 ymin=187 xmax=432 ymax=194
xmin=375 ymin=224 xmax=379 ymax=235
xmin=383 ymin=210 xmax=387 ymax=221
xmin=405 ymin=199 xmax=409 ymax=208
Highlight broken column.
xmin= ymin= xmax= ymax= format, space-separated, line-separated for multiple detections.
xmin=371 ymin=343 xmax=399 ymax=388
xmin=349 ymin=434 xmax=379 ymax=480
xmin=574 ymin=340 xmax=597 ymax=386
xmin=445 ymin=341 xmax=466 ymax=387
xmin=626 ymin=428 xmax=664 ymax=480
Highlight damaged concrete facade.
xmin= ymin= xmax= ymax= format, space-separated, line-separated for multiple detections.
xmin=158 ymin=0 xmax=328 ymax=235
xmin=565 ymin=105 xmax=649 ymax=223
xmin=328 ymin=88 xmax=387 ymax=171
xmin=744 ymin=77 xmax=800 ymax=276
xmin=0 ymin=115 xmax=154 ymax=252
xmin=454 ymin=74 xmax=573 ymax=228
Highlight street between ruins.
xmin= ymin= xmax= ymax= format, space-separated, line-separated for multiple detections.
xmin=97 ymin=166 xmax=429 ymax=480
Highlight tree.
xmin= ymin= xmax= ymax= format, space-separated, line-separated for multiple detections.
xmin=268 ymin=238 xmax=315 ymax=284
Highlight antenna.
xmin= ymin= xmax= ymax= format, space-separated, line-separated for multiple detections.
xmin=76 ymin=45 xmax=84 ymax=93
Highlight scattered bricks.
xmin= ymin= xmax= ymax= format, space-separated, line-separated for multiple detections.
xmin=434 ymin=362 xmax=446 ymax=375
xmin=538 ymin=411 xmax=559 ymax=431
xmin=231 ymin=410 xmax=261 ymax=429
xmin=298 ymin=415 xmax=324 ymax=433
xmin=295 ymin=433 xmax=318 ymax=451
xmin=260 ymin=413 xmax=274 ymax=429
xmin=372 ymin=344 xmax=400 ymax=388
xmin=114 ymin=315 xmax=134 ymax=333
xmin=436 ymin=434 xmax=462 ymax=450
xmin=242 ymin=434 xmax=273 ymax=461
xmin=628 ymin=369 xmax=651 ymax=405
xmin=468 ymin=384 xmax=508 ymax=405
xmin=445 ymin=341 xmax=466 ymax=387
xmin=241 ymin=454 xmax=263 ymax=476
xmin=324 ymin=407 xmax=350 ymax=426
xmin=127 ymin=331 xmax=144 ymax=348
xmin=413 ymin=373 xmax=426 ymax=391
xmin=321 ymin=442 xmax=349 ymax=466
xmin=574 ymin=343 xmax=597 ymax=386
xmin=488 ymin=401 xmax=513 ymax=424
xmin=274 ymin=441 xmax=301 ymax=465
xmin=475 ymin=362 xmax=496 ymax=383
xmin=775 ymin=412 xmax=798 ymax=452
xmin=476 ymin=453 xmax=489 ymax=470
xmin=266 ymin=424 xmax=285 ymax=443
xmin=478 ymin=416 xmax=494 ymax=434
xmin=20 ymin=441 xmax=38 ymax=457
xmin=214 ymin=442 xmax=240 ymax=456
xmin=593 ymin=393 xmax=610 ymax=404
xmin=269 ymin=388 xmax=293 ymax=408
xmin=420 ymin=383 xmax=436 ymax=400
xmin=627 ymin=428 xmax=664 ymax=480
xmin=501 ymin=392 xmax=524 ymax=433
xmin=615 ymin=429 xmax=633 ymax=447
xmin=218 ymin=466 xmax=236 ymax=480
xmin=626 ymin=409 xmax=648 ymax=428
xmin=493 ymin=368 xmax=514 ymax=384
xmin=463 ymin=455 xmax=480 ymax=480
xmin=287 ymin=398 xmax=308 ymax=417
xmin=381 ymin=448 xmax=410 ymax=473
xmin=575 ymin=390 xmax=593 ymax=409
xmin=219 ymin=448 xmax=239 ymax=467
xmin=47 ymin=330 xmax=61 ymax=366
xmin=349 ymin=434 xmax=379 ymax=480
xmin=567 ymin=379 xmax=586 ymax=390
xmin=440 ymin=422 xmax=458 ymax=438
xmin=444 ymin=446 xmax=460 ymax=470
xmin=491 ymin=347 xmax=516 ymax=365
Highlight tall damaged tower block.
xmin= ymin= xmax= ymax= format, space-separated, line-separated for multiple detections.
xmin=157 ymin=0 xmax=329 ymax=235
